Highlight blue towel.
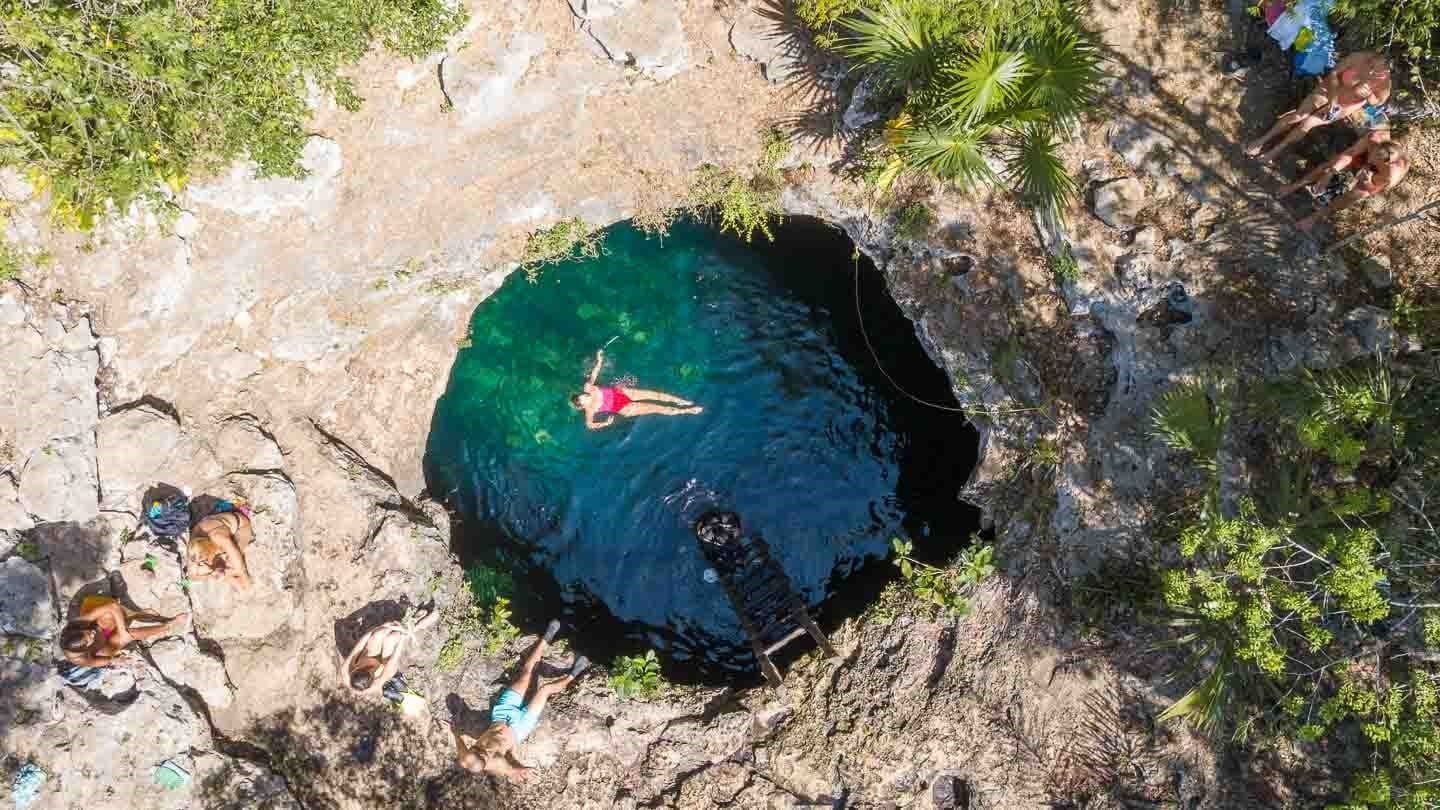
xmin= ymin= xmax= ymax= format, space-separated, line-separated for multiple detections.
xmin=57 ymin=662 xmax=103 ymax=688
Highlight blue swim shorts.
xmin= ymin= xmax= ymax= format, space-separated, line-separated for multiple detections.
xmin=490 ymin=688 xmax=541 ymax=742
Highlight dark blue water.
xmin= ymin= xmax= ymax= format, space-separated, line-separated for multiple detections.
xmin=423 ymin=217 xmax=979 ymax=682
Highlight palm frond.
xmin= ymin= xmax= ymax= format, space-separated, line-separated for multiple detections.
xmin=837 ymin=1 xmax=949 ymax=90
xmin=892 ymin=119 xmax=999 ymax=192
xmin=1021 ymin=8 xmax=1106 ymax=126
xmin=1002 ymin=125 xmax=1076 ymax=213
xmin=1150 ymin=376 xmax=1233 ymax=470
xmin=944 ymin=42 xmax=1032 ymax=125
xmin=1157 ymin=658 xmax=1232 ymax=732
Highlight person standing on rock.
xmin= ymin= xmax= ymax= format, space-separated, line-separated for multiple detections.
xmin=185 ymin=509 xmax=254 ymax=588
xmin=59 ymin=593 xmax=189 ymax=668
xmin=1244 ymin=51 xmax=1392 ymax=162
xmin=572 ymin=346 xmax=702 ymax=429
xmin=341 ymin=606 xmax=441 ymax=695
xmin=1276 ymin=132 xmax=1410 ymax=231
xmin=453 ymin=620 xmax=589 ymax=782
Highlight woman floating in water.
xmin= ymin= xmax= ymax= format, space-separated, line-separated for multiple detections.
xmin=571 ymin=348 xmax=701 ymax=430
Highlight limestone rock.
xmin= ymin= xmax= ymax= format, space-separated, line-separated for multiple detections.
xmin=581 ymin=0 xmax=691 ymax=81
xmin=842 ymin=75 xmax=886 ymax=133
xmin=1092 ymin=177 xmax=1146 ymax=230
xmin=96 ymin=404 xmax=185 ymax=511
xmin=0 ymin=557 xmax=55 ymax=638
xmin=0 ymin=473 xmax=33 ymax=534
xmin=149 ymin=638 xmax=233 ymax=709
xmin=730 ymin=4 xmax=801 ymax=84
xmin=1360 ymin=253 xmax=1392 ymax=289
xmin=213 ymin=415 xmax=285 ymax=471
xmin=187 ymin=136 xmax=342 ymax=224
xmin=7 ymin=670 xmax=211 ymax=810
xmin=1341 ymin=305 xmax=1393 ymax=360
xmin=33 ymin=518 xmax=123 ymax=607
xmin=117 ymin=552 xmax=192 ymax=620
xmin=19 ymin=437 xmax=99 ymax=523
xmin=1108 ymin=117 xmax=1179 ymax=177
xmin=194 ymin=752 xmax=302 ymax=810
xmin=0 ymin=653 xmax=56 ymax=731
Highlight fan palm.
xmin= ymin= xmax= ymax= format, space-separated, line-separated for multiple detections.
xmin=836 ymin=0 xmax=951 ymax=90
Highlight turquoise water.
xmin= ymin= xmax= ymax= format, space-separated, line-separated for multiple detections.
xmin=424 ymin=218 xmax=978 ymax=680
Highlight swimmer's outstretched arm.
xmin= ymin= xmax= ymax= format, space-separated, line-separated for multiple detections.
xmin=586 ymin=350 xmax=604 ymax=386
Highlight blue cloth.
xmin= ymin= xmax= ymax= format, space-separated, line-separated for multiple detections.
xmin=490 ymin=688 xmax=541 ymax=742
xmin=381 ymin=673 xmax=407 ymax=704
xmin=1360 ymin=102 xmax=1389 ymax=130
xmin=57 ymin=662 xmax=103 ymax=688
xmin=12 ymin=763 xmax=46 ymax=810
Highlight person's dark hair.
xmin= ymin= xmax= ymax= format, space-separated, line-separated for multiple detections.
xmin=693 ymin=511 xmax=742 ymax=547
xmin=350 ymin=670 xmax=374 ymax=691
xmin=60 ymin=622 xmax=96 ymax=652
xmin=570 ymin=393 xmax=585 ymax=410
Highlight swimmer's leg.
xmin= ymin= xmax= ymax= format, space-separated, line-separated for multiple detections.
xmin=618 ymin=403 xmax=703 ymax=418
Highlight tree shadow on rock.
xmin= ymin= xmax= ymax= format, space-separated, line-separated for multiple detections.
xmin=333 ymin=599 xmax=414 ymax=658
xmin=197 ymin=695 xmax=517 ymax=810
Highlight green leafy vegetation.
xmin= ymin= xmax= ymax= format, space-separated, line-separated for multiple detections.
xmin=0 ymin=236 xmax=48 ymax=283
xmin=822 ymin=0 xmax=1106 ymax=215
xmin=518 ymin=218 xmax=604 ymax=281
xmin=894 ymin=201 xmax=935 ymax=240
xmin=0 ymin=0 xmax=467 ymax=227
xmin=1049 ymin=243 xmax=1081 ymax=284
xmin=1148 ymin=359 xmax=1440 ymax=807
xmin=1332 ymin=0 xmax=1440 ymax=79
xmin=437 ymin=563 xmax=522 ymax=670
xmin=686 ymin=164 xmax=783 ymax=243
xmin=608 ymin=649 xmax=665 ymax=700
xmin=889 ymin=537 xmax=996 ymax=617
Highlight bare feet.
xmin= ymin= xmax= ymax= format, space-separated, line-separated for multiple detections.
xmin=685 ymin=406 xmax=704 ymax=415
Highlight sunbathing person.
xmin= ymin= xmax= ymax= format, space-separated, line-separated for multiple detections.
xmin=59 ymin=593 xmax=188 ymax=668
xmin=1245 ymin=51 xmax=1392 ymax=162
xmin=185 ymin=510 xmax=254 ymax=588
xmin=1276 ymin=133 xmax=1410 ymax=231
xmin=454 ymin=620 xmax=589 ymax=782
xmin=571 ymin=347 xmax=701 ymax=430
xmin=340 ymin=607 xmax=440 ymax=695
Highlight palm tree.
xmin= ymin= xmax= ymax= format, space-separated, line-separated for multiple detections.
xmin=838 ymin=0 xmax=1105 ymax=215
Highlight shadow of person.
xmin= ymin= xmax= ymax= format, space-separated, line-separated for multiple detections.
xmin=444 ymin=692 xmax=493 ymax=740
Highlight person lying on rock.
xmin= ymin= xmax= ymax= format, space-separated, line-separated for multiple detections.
xmin=453 ymin=620 xmax=589 ymax=782
xmin=341 ymin=606 xmax=440 ymax=696
xmin=1245 ymin=51 xmax=1392 ymax=162
xmin=59 ymin=593 xmax=189 ymax=668
xmin=1276 ymin=132 xmax=1410 ymax=231
xmin=571 ymin=347 xmax=702 ymax=430
xmin=185 ymin=510 xmax=254 ymax=588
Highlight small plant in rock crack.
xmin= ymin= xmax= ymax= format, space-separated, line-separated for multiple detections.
xmin=890 ymin=538 xmax=996 ymax=617
xmin=608 ymin=650 xmax=665 ymax=700
xmin=1050 ymin=244 xmax=1081 ymax=285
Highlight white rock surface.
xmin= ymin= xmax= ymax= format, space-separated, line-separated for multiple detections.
xmin=581 ymin=0 xmax=691 ymax=81
xmin=19 ymin=436 xmax=99 ymax=523
xmin=187 ymin=137 xmax=343 ymax=223
xmin=150 ymin=637 xmax=234 ymax=709
xmin=730 ymin=3 xmax=801 ymax=83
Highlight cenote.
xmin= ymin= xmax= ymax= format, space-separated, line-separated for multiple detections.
xmin=423 ymin=217 xmax=980 ymax=684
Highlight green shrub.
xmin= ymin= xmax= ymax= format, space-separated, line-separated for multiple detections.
xmin=894 ymin=201 xmax=935 ymax=240
xmin=437 ymin=563 xmax=521 ymax=669
xmin=1049 ymin=244 xmax=1080 ymax=284
xmin=889 ymin=537 xmax=995 ymax=617
xmin=0 ymin=0 xmax=467 ymax=227
xmin=608 ymin=650 xmax=665 ymax=700
xmin=835 ymin=0 xmax=1105 ymax=215
xmin=687 ymin=165 xmax=782 ymax=243
xmin=518 ymin=218 xmax=604 ymax=281
xmin=1333 ymin=0 xmax=1440 ymax=76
